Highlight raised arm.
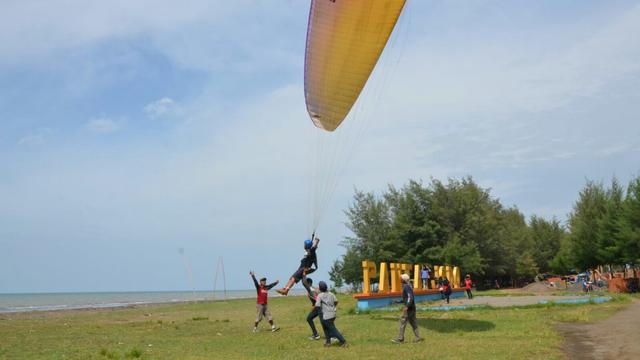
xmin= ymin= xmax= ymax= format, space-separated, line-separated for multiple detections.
xmin=266 ymin=280 xmax=279 ymax=290
xmin=250 ymin=271 xmax=259 ymax=290
xmin=310 ymin=237 xmax=320 ymax=270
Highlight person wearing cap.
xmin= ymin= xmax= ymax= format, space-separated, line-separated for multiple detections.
xmin=392 ymin=273 xmax=423 ymax=344
xmin=315 ymin=281 xmax=347 ymax=347
xmin=277 ymin=236 xmax=320 ymax=296
xmin=250 ymin=271 xmax=280 ymax=333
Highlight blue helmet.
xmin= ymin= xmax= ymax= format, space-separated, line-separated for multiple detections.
xmin=304 ymin=239 xmax=313 ymax=249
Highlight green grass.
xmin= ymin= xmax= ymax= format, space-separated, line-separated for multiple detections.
xmin=0 ymin=294 xmax=631 ymax=360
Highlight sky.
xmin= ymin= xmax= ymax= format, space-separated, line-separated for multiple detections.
xmin=1 ymin=0 xmax=639 ymax=293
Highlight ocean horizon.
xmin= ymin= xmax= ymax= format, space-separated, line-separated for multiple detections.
xmin=0 ymin=289 xmax=307 ymax=314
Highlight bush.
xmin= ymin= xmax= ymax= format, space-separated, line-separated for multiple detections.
xmin=125 ymin=348 xmax=143 ymax=358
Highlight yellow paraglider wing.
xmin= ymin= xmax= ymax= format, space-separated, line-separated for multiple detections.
xmin=304 ymin=0 xmax=406 ymax=132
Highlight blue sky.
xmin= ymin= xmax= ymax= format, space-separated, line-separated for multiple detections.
xmin=1 ymin=1 xmax=639 ymax=293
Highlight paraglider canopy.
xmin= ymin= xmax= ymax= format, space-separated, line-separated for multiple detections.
xmin=304 ymin=0 xmax=407 ymax=131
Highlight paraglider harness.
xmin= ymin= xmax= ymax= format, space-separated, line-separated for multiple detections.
xmin=293 ymin=233 xmax=319 ymax=282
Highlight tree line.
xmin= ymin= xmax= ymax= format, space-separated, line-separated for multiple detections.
xmin=329 ymin=175 xmax=640 ymax=290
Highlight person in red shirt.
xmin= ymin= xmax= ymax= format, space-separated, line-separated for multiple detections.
xmin=250 ymin=271 xmax=280 ymax=333
xmin=442 ymin=278 xmax=452 ymax=304
xmin=465 ymin=275 xmax=473 ymax=299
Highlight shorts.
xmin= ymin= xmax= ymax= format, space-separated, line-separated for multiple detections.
xmin=291 ymin=267 xmax=306 ymax=283
xmin=255 ymin=304 xmax=272 ymax=322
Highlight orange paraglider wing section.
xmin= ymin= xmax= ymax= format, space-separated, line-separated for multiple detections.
xmin=304 ymin=0 xmax=406 ymax=132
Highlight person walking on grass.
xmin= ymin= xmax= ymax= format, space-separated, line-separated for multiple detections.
xmin=250 ymin=271 xmax=280 ymax=333
xmin=465 ymin=275 xmax=473 ymax=299
xmin=392 ymin=274 xmax=423 ymax=344
xmin=315 ymin=281 xmax=347 ymax=347
xmin=442 ymin=277 xmax=452 ymax=304
xmin=302 ymin=273 xmax=321 ymax=340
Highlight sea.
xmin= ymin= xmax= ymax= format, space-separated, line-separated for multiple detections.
xmin=0 ymin=289 xmax=307 ymax=314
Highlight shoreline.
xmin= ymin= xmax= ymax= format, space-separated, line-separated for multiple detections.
xmin=0 ymin=298 xmax=219 ymax=320
xmin=0 ymin=292 xmax=307 ymax=318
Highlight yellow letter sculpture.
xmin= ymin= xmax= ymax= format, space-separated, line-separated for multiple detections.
xmin=361 ymin=261 xmax=377 ymax=295
xmin=413 ymin=264 xmax=421 ymax=289
xmin=389 ymin=263 xmax=402 ymax=292
xmin=358 ymin=261 xmax=462 ymax=295
xmin=379 ymin=262 xmax=389 ymax=293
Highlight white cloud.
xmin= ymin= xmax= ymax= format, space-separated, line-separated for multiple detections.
xmin=0 ymin=1 xmax=238 ymax=66
xmin=0 ymin=1 xmax=306 ymax=73
xmin=85 ymin=117 xmax=121 ymax=133
xmin=355 ymin=3 xmax=640 ymax=176
xmin=18 ymin=128 xmax=52 ymax=146
xmin=598 ymin=144 xmax=632 ymax=157
xmin=381 ymin=3 xmax=640 ymax=123
xmin=2 ymin=2 xmax=640 ymax=292
xmin=144 ymin=97 xmax=175 ymax=118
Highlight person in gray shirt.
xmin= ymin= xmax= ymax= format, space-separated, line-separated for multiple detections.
xmin=314 ymin=281 xmax=347 ymax=347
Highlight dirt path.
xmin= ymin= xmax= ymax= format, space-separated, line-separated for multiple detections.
xmin=557 ymin=299 xmax=640 ymax=359
xmin=445 ymin=295 xmax=588 ymax=307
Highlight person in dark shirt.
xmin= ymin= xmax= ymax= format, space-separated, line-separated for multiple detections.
xmin=277 ymin=236 xmax=320 ymax=296
xmin=250 ymin=271 xmax=279 ymax=332
xmin=437 ymin=276 xmax=444 ymax=299
xmin=442 ymin=277 xmax=452 ymax=304
xmin=302 ymin=273 xmax=321 ymax=340
xmin=392 ymin=274 xmax=423 ymax=344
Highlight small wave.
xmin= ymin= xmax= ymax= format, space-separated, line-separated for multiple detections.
xmin=1 ymin=304 xmax=71 ymax=313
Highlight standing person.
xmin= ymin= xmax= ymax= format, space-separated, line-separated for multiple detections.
xmin=392 ymin=274 xmax=423 ymax=344
xmin=425 ymin=266 xmax=431 ymax=288
xmin=464 ymin=275 xmax=473 ymax=299
xmin=250 ymin=271 xmax=280 ymax=333
xmin=315 ymin=281 xmax=347 ymax=347
xmin=437 ymin=276 xmax=444 ymax=299
xmin=302 ymin=273 xmax=321 ymax=340
xmin=442 ymin=277 xmax=452 ymax=304
xmin=420 ymin=266 xmax=428 ymax=289
xmin=277 ymin=236 xmax=320 ymax=296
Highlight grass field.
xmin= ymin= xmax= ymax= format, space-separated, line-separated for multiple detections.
xmin=0 ymin=292 xmax=632 ymax=360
